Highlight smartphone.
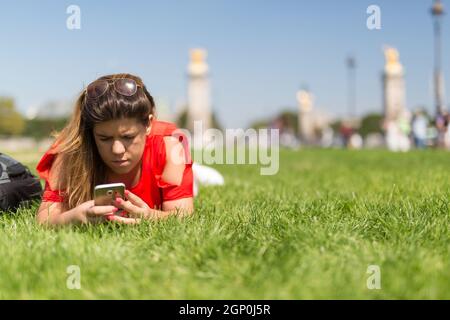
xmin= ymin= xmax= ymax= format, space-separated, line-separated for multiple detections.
xmin=94 ymin=183 xmax=126 ymax=216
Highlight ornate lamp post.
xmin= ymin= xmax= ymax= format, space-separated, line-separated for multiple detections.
xmin=346 ymin=55 xmax=356 ymax=118
xmin=431 ymin=0 xmax=446 ymax=116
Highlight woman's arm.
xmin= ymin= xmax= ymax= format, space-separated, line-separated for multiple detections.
xmin=36 ymin=155 xmax=117 ymax=226
xmin=161 ymin=136 xmax=187 ymax=185
xmin=162 ymin=197 xmax=194 ymax=216
xmin=37 ymin=201 xmax=80 ymax=225
xmin=36 ymin=200 xmax=118 ymax=226
xmin=36 ymin=155 xmax=81 ymax=225
xmin=158 ymin=135 xmax=194 ymax=217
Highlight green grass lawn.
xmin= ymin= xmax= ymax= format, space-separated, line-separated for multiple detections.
xmin=0 ymin=149 xmax=449 ymax=299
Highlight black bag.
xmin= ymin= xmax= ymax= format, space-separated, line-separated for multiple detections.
xmin=0 ymin=153 xmax=43 ymax=213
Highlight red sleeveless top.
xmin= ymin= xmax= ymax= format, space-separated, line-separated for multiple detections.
xmin=36 ymin=121 xmax=193 ymax=209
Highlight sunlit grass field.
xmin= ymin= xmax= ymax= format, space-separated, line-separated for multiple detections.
xmin=0 ymin=149 xmax=449 ymax=299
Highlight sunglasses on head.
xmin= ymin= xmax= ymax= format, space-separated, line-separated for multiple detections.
xmin=85 ymin=78 xmax=142 ymax=100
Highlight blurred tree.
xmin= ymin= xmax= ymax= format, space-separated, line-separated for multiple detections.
xmin=358 ymin=113 xmax=383 ymax=138
xmin=0 ymin=97 xmax=25 ymax=136
xmin=211 ymin=112 xmax=222 ymax=131
xmin=249 ymin=119 xmax=270 ymax=130
xmin=249 ymin=108 xmax=298 ymax=132
xmin=23 ymin=117 xmax=68 ymax=139
xmin=175 ymin=109 xmax=222 ymax=131
xmin=330 ymin=120 xmax=342 ymax=133
xmin=175 ymin=109 xmax=188 ymax=128
xmin=278 ymin=110 xmax=298 ymax=133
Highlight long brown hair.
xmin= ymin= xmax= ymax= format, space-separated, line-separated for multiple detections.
xmin=53 ymin=73 xmax=156 ymax=210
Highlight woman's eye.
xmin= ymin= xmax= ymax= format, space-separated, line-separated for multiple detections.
xmin=98 ymin=136 xmax=134 ymax=141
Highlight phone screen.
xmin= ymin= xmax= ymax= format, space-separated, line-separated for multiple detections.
xmin=94 ymin=183 xmax=125 ymax=206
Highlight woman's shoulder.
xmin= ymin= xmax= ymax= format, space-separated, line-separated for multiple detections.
xmin=147 ymin=120 xmax=191 ymax=159
xmin=144 ymin=121 xmax=192 ymax=184
xmin=160 ymin=136 xmax=188 ymax=186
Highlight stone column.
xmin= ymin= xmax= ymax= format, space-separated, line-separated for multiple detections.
xmin=383 ymin=47 xmax=406 ymax=123
xmin=187 ymin=48 xmax=212 ymax=138
xmin=431 ymin=0 xmax=447 ymax=116
xmin=297 ymin=89 xmax=315 ymax=144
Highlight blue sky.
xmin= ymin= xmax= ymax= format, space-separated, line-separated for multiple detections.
xmin=0 ymin=0 xmax=449 ymax=128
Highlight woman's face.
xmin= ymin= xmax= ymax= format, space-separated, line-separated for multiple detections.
xmin=93 ymin=117 xmax=150 ymax=175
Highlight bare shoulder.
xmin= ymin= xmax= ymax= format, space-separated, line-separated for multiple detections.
xmin=163 ymin=136 xmax=186 ymax=165
xmin=162 ymin=136 xmax=186 ymax=186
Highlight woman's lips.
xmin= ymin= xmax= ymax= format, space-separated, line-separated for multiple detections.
xmin=112 ymin=160 xmax=129 ymax=166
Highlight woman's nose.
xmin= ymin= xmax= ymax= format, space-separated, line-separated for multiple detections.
xmin=112 ymin=140 xmax=126 ymax=154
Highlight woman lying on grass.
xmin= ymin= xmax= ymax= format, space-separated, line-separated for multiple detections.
xmin=36 ymin=73 xmax=193 ymax=225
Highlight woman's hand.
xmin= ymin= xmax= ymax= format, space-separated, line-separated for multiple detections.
xmin=75 ymin=200 xmax=119 ymax=224
xmin=109 ymin=190 xmax=152 ymax=224
xmin=110 ymin=190 xmax=193 ymax=224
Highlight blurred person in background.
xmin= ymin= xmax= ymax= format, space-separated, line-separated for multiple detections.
xmin=411 ymin=110 xmax=428 ymax=149
xmin=435 ymin=112 xmax=448 ymax=148
xmin=444 ymin=113 xmax=450 ymax=149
